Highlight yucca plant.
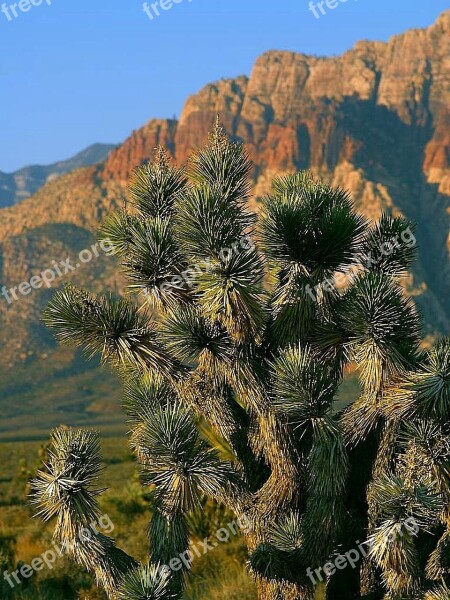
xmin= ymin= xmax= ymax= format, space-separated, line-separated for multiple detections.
xmin=33 ymin=119 xmax=450 ymax=600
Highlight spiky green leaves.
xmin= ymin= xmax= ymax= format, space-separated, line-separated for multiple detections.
xmin=101 ymin=213 xmax=191 ymax=308
xmin=160 ymin=305 xmax=233 ymax=366
xmin=99 ymin=209 xmax=139 ymax=256
xmin=100 ymin=149 xmax=191 ymax=308
xmin=117 ymin=563 xmax=175 ymax=600
xmin=271 ymin=171 xmax=317 ymax=197
xmin=268 ymin=269 xmax=325 ymax=347
xmin=370 ymin=474 xmax=442 ymax=532
xmin=75 ymin=535 xmax=138 ymax=596
xmin=384 ymin=338 xmax=450 ymax=420
xmin=303 ymin=418 xmax=348 ymax=563
xmin=306 ymin=419 xmax=348 ymax=500
xmin=368 ymin=518 xmax=420 ymax=597
xmin=43 ymin=285 xmax=174 ymax=374
xmin=339 ymin=273 xmax=420 ymax=392
xmin=272 ymin=345 xmax=339 ymax=426
xmin=270 ymin=346 xmax=347 ymax=561
xmin=396 ymin=420 xmax=450 ymax=505
xmin=173 ymin=162 xmax=264 ymax=341
xmin=259 ymin=173 xmax=367 ymax=279
xmin=175 ymin=185 xmax=253 ymax=260
xmin=367 ymin=472 xmax=441 ymax=597
xmin=31 ymin=427 xmax=138 ymax=595
xmin=149 ymin=509 xmax=190 ymax=573
xmin=249 ymin=543 xmax=299 ymax=582
xmin=123 ymin=373 xmax=177 ymax=422
xmin=249 ymin=514 xmax=310 ymax=585
xmin=122 ymin=216 xmax=190 ymax=308
xmin=189 ymin=117 xmax=252 ymax=204
xmin=269 ymin=512 xmax=303 ymax=553
xmin=195 ymin=246 xmax=266 ymax=342
xmin=128 ymin=147 xmax=188 ymax=219
xmin=137 ymin=404 xmax=238 ymax=514
xmin=360 ymin=214 xmax=417 ymax=276
xmin=31 ymin=427 xmax=103 ymax=528
xmin=365 ymin=420 xmax=448 ymax=597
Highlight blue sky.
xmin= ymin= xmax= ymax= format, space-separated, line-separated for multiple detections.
xmin=0 ymin=0 xmax=447 ymax=172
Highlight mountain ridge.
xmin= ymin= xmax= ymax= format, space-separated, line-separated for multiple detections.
xmin=0 ymin=12 xmax=448 ymax=436
xmin=0 ymin=143 xmax=117 ymax=208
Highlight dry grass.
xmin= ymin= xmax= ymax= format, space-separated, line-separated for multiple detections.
xmin=185 ymin=539 xmax=257 ymax=600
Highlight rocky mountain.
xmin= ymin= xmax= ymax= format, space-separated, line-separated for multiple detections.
xmin=0 ymin=12 xmax=449 ymax=438
xmin=0 ymin=143 xmax=117 ymax=208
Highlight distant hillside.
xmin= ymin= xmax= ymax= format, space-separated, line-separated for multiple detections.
xmin=0 ymin=12 xmax=449 ymax=440
xmin=0 ymin=143 xmax=117 ymax=207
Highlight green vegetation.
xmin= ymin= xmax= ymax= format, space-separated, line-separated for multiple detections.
xmin=0 ymin=437 xmax=254 ymax=599
xmin=12 ymin=122 xmax=450 ymax=599
xmin=0 ymin=349 xmax=123 ymax=442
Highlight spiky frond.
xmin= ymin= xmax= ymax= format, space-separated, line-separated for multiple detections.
xmin=341 ymin=391 xmax=384 ymax=446
xmin=31 ymin=428 xmax=137 ymax=596
xmin=303 ymin=418 xmax=348 ymax=563
xmin=271 ymin=171 xmax=318 ymax=196
xmin=149 ymin=509 xmax=190 ymax=570
xmin=128 ymin=148 xmax=188 ymax=219
xmin=43 ymin=285 xmax=175 ymax=374
xmin=307 ymin=418 xmax=348 ymax=499
xmin=259 ymin=175 xmax=367 ymax=279
xmin=71 ymin=533 xmax=138 ymax=597
xmin=272 ymin=345 xmax=339 ymax=427
xmin=123 ymin=372 xmax=177 ymax=422
xmin=189 ymin=118 xmax=252 ymax=204
xmin=369 ymin=473 xmax=442 ymax=532
xmin=99 ymin=209 xmax=140 ymax=256
xmin=122 ymin=216 xmax=190 ymax=308
xmin=338 ymin=272 xmax=420 ymax=393
xmin=383 ymin=338 xmax=450 ymax=421
xmin=31 ymin=427 xmax=103 ymax=528
xmin=368 ymin=519 xmax=420 ymax=596
xmin=268 ymin=269 xmax=319 ymax=346
xmin=249 ymin=543 xmax=299 ymax=583
xmin=249 ymin=522 xmax=313 ymax=589
xmin=160 ymin=305 xmax=234 ymax=366
xmin=196 ymin=246 xmax=266 ymax=342
xmin=117 ymin=563 xmax=175 ymax=600
xmin=175 ymin=184 xmax=253 ymax=260
xmin=101 ymin=210 xmax=191 ymax=308
xmin=270 ymin=512 xmax=303 ymax=553
xmin=137 ymin=404 xmax=238 ymax=513
xmin=396 ymin=420 xmax=450 ymax=508
xmin=360 ymin=214 xmax=417 ymax=276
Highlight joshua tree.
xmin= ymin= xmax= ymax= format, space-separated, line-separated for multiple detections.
xmin=33 ymin=121 xmax=450 ymax=600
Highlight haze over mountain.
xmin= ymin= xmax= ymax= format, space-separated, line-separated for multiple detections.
xmin=0 ymin=12 xmax=449 ymax=439
xmin=0 ymin=144 xmax=117 ymax=208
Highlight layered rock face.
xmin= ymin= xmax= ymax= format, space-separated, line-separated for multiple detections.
xmin=0 ymin=11 xmax=449 ymax=370
xmin=103 ymin=120 xmax=177 ymax=182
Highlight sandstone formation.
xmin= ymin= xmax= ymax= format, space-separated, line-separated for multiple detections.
xmin=0 ymin=11 xmax=449 ymax=374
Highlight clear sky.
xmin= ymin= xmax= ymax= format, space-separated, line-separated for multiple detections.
xmin=0 ymin=0 xmax=447 ymax=172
